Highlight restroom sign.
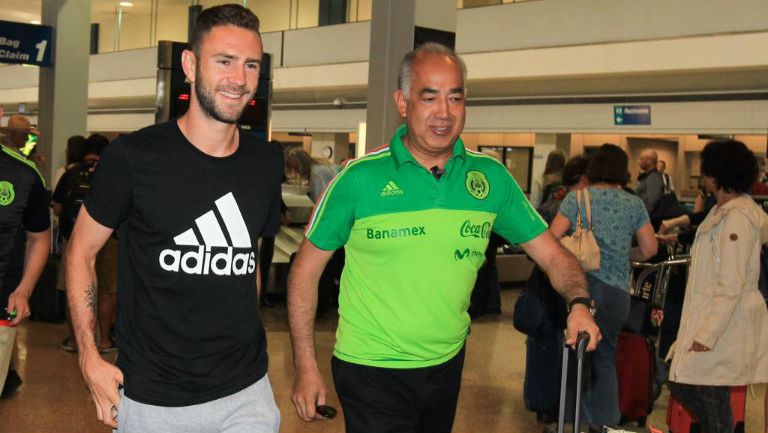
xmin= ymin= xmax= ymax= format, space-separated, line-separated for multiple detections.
xmin=0 ymin=20 xmax=53 ymax=67
xmin=614 ymin=105 xmax=651 ymax=126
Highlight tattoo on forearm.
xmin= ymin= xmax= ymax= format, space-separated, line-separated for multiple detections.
xmin=85 ymin=284 xmax=96 ymax=312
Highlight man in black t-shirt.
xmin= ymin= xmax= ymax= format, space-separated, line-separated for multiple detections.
xmin=66 ymin=6 xmax=282 ymax=432
xmin=52 ymin=135 xmax=105 ymax=243
xmin=0 ymin=110 xmax=51 ymax=397
xmin=52 ymin=134 xmax=118 ymax=354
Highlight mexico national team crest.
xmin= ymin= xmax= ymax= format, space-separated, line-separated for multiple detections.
xmin=465 ymin=171 xmax=489 ymax=200
xmin=0 ymin=181 xmax=14 ymax=206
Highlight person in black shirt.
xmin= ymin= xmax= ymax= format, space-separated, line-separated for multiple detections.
xmin=0 ymin=111 xmax=51 ymax=397
xmin=66 ymin=5 xmax=282 ymax=432
xmin=52 ymin=134 xmax=117 ymax=353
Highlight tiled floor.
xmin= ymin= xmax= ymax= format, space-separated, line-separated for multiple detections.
xmin=0 ymin=288 xmax=765 ymax=433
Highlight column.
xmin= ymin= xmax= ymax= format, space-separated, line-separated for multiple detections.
xmin=38 ymin=0 xmax=91 ymax=184
xmin=364 ymin=0 xmax=457 ymax=151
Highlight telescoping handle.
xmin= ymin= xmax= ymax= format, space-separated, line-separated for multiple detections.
xmin=557 ymin=332 xmax=591 ymax=433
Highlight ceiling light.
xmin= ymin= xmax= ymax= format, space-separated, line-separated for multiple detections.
xmin=118 ymin=1 xmax=134 ymax=6
xmin=30 ymin=20 xmax=41 ymax=25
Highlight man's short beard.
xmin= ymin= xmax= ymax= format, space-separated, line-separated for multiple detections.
xmin=194 ymin=66 xmax=249 ymax=124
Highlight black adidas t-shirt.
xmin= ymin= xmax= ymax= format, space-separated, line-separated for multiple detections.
xmin=84 ymin=121 xmax=282 ymax=406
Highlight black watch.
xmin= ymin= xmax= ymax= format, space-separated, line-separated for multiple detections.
xmin=568 ymin=297 xmax=596 ymax=317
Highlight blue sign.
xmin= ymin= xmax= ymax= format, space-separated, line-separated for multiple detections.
xmin=614 ymin=105 xmax=651 ymax=126
xmin=0 ymin=20 xmax=53 ymax=67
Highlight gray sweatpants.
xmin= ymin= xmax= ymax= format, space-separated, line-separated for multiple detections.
xmin=115 ymin=374 xmax=280 ymax=433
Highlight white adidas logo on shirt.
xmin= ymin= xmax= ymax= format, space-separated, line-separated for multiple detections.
xmin=159 ymin=192 xmax=256 ymax=276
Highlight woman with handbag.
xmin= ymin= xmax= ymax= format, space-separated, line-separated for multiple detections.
xmin=549 ymin=144 xmax=657 ymax=429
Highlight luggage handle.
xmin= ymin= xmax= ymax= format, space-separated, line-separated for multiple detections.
xmin=557 ymin=332 xmax=591 ymax=433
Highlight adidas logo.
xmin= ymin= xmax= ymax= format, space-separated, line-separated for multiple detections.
xmin=380 ymin=180 xmax=404 ymax=196
xmin=159 ymin=192 xmax=256 ymax=276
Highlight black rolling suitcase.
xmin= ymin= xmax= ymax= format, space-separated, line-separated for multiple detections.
xmin=524 ymin=332 xmax=562 ymax=420
xmin=28 ymin=254 xmax=65 ymax=323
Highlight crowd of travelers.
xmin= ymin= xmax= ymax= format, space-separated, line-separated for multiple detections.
xmin=519 ymin=142 xmax=768 ymax=433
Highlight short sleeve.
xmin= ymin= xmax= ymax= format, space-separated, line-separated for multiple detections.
xmin=22 ymin=175 xmax=50 ymax=233
xmin=304 ymin=168 xmax=356 ymax=251
xmin=558 ymin=191 xmax=579 ymax=227
xmin=51 ymin=169 xmax=70 ymax=205
xmin=633 ymin=196 xmax=651 ymax=230
xmin=261 ymin=182 xmax=282 ymax=238
xmin=83 ymin=138 xmax=132 ymax=229
xmin=260 ymin=139 xmax=284 ymax=238
xmin=493 ymin=173 xmax=548 ymax=244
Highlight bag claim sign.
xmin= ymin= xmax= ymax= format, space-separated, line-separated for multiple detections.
xmin=0 ymin=20 xmax=53 ymax=67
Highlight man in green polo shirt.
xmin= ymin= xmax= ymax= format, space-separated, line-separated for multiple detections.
xmin=287 ymin=43 xmax=601 ymax=433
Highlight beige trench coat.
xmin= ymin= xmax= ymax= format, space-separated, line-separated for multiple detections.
xmin=668 ymin=195 xmax=768 ymax=386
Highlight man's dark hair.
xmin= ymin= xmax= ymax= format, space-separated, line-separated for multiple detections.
xmin=189 ymin=4 xmax=261 ymax=57
xmin=700 ymin=140 xmax=758 ymax=193
xmin=563 ymin=155 xmax=589 ymax=187
xmin=587 ymin=144 xmax=630 ymax=185
xmin=84 ymin=134 xmax=109 ymax=156
xmin=66 ymin=135 xmax=86 ymax=165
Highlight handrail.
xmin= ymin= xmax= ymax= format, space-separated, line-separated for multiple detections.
xmin=631 ymin=254 xmax=691 ymax=269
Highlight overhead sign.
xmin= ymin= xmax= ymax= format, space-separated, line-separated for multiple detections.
xmin=0 ymin=20 xmax=53 ymax=67
xmin=614 ymin=105 xmax=651 ymax=126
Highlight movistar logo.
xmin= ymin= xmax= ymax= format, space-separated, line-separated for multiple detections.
xmin=367 ymin=226 xmax=425 ymax=240
xmin=454 ymin=248 xmax=484 ymax=260
xmin=159 ymin=192 xmax=256 ymax=276
xmin=381 ymin=180 xmax=404 ymax=196
xmin=460 ymin=220 xmax=491 ymax=239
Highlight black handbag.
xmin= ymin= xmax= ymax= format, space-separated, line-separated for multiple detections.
xmin=513 ymin=266 xmax=566 ymax=337
xmin=650 ymin=192 xmax=686 ymax=230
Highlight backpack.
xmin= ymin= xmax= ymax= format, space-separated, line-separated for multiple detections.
xmin=537 ymin=182 xmax=567 ymax=224
xmin=60 ymin=160 xmax=97 ymax=235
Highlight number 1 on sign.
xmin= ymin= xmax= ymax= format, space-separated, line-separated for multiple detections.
xmin=35 ymin=40 xmax=47 ymax=62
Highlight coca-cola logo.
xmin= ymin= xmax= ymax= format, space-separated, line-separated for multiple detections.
xmin=459 ymin=220 xmax=491 ymax=239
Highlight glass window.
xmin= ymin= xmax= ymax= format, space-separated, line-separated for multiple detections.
xmin=250 ymin=0 xmax=293 ymax=32
xmin=92 ymin=0 xmax=159 ymax=53
xmin=156 ymin=1 xmax=188 ymax=44
xmin=346 ymin=0 xmax=371 ymax=22
xmin=91 ymin=0 xmax=312 ymax=52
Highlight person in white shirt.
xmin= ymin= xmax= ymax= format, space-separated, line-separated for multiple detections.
xmin=657 ymin=159 xmax=675 ymax=193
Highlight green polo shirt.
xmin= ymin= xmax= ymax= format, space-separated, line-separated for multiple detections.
xmin=306 ymin=124 xmax=547 ymax=368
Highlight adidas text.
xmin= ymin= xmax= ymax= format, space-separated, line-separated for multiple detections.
xmin=159 ymin=246 xmax=256 ymax=276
